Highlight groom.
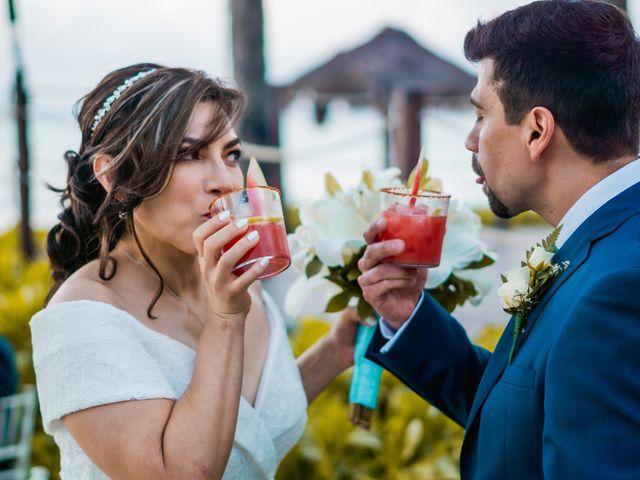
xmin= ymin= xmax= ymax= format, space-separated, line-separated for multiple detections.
xmin=358 ymin=1 xmax=640 ymax=479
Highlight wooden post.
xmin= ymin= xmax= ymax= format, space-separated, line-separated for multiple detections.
xmin=8 ymin=0 xmax=34 ymax=258
xmin=229 ymin=0 xmax=282 ymax=193
xmin=390 ymin=86 xmax=423 ymax=181
xmin=15 ymin=70 xmax=33 ymax=259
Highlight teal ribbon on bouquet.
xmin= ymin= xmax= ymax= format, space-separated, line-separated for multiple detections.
xmin=348 ymin=323 xmax=383 ymax=429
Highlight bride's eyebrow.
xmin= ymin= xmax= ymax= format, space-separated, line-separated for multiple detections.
xmin=180 ymin=137 xmax=199 ymax=145
xmin=179 ymin=137 xmax=241 ymax=149
xmin=223 ymin=138 xmax=241 ymax=150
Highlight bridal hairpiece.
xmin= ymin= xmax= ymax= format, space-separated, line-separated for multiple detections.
xmin=90 ymin=68 xmax=157 ymax=135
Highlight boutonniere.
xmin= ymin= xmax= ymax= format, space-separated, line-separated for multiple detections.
xmin=497 ymin=226 xmax=570 ymax=363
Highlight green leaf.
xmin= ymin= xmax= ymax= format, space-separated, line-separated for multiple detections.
xmin=357 ymin=297 xmax=374 ymax=321
xmin=427 ymin=275 xmax=478 ymax=313
xmin=346 ymin=268 xmax=361 ymax=282
xmin=325 ymin=273 xmax=350 ymax=290
xmin=305 ymin=256 xmax=323 ymax=278
xmin=325 ymin=291 xmax=351 ymax=312
xmin=465 ymin=254 xmax=495 ymax=269
xmin=500 ymin=274 xmax=508 ymax=283
xmin=542 ymin=225 xmax=563 ymax=253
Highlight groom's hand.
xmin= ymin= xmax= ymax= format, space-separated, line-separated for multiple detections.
xmin=358 ymin=218 xmax=427 ymax=330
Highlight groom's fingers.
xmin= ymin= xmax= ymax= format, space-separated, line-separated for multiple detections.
xmin=362 ymin=279 xmax=417 ymax=301
xmin=358 ymin=263 xmax=417 ymax=288
xmin=363 ymin=218 xmax=387 ymax=244
xmin=358 ymin=239 xmax=405 ymax=273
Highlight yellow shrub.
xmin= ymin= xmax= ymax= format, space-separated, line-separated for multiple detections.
xmin=0 ymin=227 xmax=59 ymax=479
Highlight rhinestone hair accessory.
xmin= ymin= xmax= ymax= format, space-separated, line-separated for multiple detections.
xmin=90 ymin=68 xmax=157 ymax=135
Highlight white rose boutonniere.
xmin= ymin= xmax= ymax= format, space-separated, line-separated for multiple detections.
xmin=497 ymin=266 xmax=530 ymax=310
xmin=499 ymin=226 xmax=570 ymax=363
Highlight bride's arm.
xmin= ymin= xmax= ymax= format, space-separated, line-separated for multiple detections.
xmin=63 ymin=315 xmax=246 ymax=480
xmin=296 ymin=309 xmax=359 ymax=403
xmin=62 ymin=216 xmax=266 ymax=480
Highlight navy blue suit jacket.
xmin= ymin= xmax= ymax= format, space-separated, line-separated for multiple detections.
xmin=366 ymin=182 xmax=640 ymax=479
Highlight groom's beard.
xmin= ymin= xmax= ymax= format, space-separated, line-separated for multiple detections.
xmin=472 ymin=155 xmax=513 ymax=219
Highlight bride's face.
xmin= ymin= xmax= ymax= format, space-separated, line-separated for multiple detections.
xmin=133 ymin=101 xmax=244 ymax=254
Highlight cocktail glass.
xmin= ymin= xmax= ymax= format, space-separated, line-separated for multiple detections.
xmin=210 ymin=186 xmax=291 ymax=279
xmin=379 ymin=187 xmax=451 ymax=268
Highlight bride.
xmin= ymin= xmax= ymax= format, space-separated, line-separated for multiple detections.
xmin=30 ymin=63 xmax=358 ymax=479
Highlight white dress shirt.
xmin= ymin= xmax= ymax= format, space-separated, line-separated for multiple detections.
xmin=378 ymin=158 xmax=640 ymax=351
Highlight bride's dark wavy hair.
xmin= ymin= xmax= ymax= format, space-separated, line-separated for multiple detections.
xmin=46 ymin=63 xmax=245 ymax=314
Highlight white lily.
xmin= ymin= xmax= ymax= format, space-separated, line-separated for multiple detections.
xmin=283 ymin=270 xmax=343 ymax=319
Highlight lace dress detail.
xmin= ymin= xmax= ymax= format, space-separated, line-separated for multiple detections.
xmin=30 ymin=292 xmax=307 ymax=479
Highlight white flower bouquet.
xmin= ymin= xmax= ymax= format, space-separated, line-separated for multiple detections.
xmin=284 ymin=161 xmax=497 ymax=428
xmin=284 ymin=163 xmax=497 ymax=321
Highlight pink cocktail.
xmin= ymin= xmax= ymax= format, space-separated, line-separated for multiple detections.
xmin=379 ymin=187 xmax=450 ymax=268
xmin=210 ymin=186 xmax=291 ymax=279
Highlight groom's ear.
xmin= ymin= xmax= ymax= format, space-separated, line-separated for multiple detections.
xmin=524 ymin=107 xmax=555 ymax=163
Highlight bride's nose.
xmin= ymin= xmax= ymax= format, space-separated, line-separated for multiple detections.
xmin=203 ymin=160 xmax=236 ymax=195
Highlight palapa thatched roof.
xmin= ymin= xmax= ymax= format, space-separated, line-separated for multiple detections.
xmin=285 ymin=27 xmax=476 ymax=122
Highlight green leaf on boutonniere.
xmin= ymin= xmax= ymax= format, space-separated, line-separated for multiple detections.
xmin=326 ymin=291 xmax=352 ymax=312
xmin=305 ymin=256 xmax=323 ymax=278
xmin=541 ymin=225 xmax=562 ymax=252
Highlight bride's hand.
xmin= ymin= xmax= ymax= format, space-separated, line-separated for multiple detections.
xmin=193 ymin=211 xmax=268 ymax=321
xmin=325 ymin=308 xmax=362 ymax=370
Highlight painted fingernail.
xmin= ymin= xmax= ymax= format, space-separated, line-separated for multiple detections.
xmin=246 ymin=230 xmax=259 ymax=241
xmin=236 ymin=218 xmax=248 ymax=229
xmin=218 ymin=210 xmax=230 ymax=221
xmin=259 ymin=258 xmax=269 ymax=267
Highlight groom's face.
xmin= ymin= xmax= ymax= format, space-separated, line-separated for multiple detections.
xmin=465 ymin=59 xmax=531 ymax=219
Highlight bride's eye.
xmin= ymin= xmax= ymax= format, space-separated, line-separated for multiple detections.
xmin=226 ymin=149 xmax=242 ymax=165
xmin=177 ymin=147 xmax=201 ymax=161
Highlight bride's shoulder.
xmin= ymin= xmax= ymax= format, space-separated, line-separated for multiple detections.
xmin=47 ymin=260 xmax=123 ymax=309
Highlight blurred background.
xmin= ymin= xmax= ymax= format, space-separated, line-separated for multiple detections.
xmin=0 ymin=0 xmax=636 ymax=478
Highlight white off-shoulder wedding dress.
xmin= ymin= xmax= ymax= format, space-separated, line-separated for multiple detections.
xmin=30 ymin=291 xmax=307 ymax=479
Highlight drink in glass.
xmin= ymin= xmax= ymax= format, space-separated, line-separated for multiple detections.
xmin=379 ymin=187 xmax=450 ymax=268
xmin=210 ymin=186 xmax=291 ymax=279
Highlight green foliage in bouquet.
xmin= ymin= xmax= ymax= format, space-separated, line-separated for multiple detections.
xmin=277 ymin=318 xmax=503 ymax=480
xmin=0 ymin=227 xmax=60 ymax=479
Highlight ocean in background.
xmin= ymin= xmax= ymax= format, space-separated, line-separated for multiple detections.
xmin=0 ymin=95 xmax=482 ymax=230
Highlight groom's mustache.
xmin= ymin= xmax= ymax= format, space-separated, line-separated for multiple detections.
xmin=471 ymin=154 xmax=484 ymax=177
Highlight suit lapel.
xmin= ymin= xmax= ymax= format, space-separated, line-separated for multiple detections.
xmin=465 ymin=181 xmax=640 ymax=431
xmin=465 ymin=316 xmax=513 ymax=428
xmin=508 ymin=235 xmax=591 ymax=357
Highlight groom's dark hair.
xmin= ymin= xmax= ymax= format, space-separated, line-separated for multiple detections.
xmin=464 ymin=0 xmax=640 ymax=162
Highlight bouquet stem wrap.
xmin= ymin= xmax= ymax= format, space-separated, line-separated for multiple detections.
xmin=348 ymin=323 xmax=383 ymax=429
